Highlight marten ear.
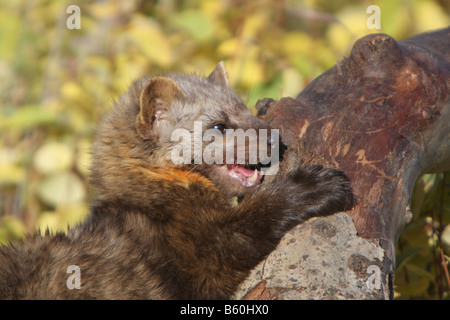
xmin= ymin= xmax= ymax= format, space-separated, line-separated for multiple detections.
xmin=136 ymin=77 xmax=186 ymax=140
xmin=207 ymin=61 xmax=229 ymax=87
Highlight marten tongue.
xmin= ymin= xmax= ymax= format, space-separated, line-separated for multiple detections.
xmin=224 ymin=164 xmax=262 ymax=187
xmin=227 ymin=164 xmax=255 ymax=178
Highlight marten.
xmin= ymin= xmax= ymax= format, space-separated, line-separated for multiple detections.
xmin=0 ymin=62 xmax=356 ymax=299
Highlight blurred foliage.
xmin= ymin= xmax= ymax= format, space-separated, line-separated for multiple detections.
xmin=0 ymin=0 xmax=449 ymax=299
xmin=395 ymin=173 xmax=450 ymax=299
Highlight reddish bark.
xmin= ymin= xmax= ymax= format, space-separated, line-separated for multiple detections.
xmin=259 ymin=28 xmax=450 ymax=296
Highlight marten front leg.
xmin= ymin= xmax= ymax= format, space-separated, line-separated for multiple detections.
xmin=165 ymin=165 xmax=355 ymax=299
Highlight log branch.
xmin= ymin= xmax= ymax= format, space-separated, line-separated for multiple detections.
xmin=235 ymin=27 xmax=450 ymax=300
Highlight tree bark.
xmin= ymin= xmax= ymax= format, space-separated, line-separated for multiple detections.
xmin=235 ymin=27 xmax=450 ymax=300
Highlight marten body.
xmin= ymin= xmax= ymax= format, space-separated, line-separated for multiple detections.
xmin=0 ymin=63 xmax=355 ymax=299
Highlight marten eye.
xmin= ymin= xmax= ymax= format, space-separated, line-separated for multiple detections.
xmin=212 ymin=123 xmax=227 ymax=133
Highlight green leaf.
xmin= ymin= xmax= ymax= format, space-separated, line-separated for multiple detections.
xmin=396 ymin=248 xmax=422 ymax=271
xmin=405 ymin=264 xmax=435 ymax=282
xmin=0 ymin=10 xmax=21 ymax=62
xmin=246 ymin=75 xmax=282 ymax=109
xmin=395 ymin=277 xmax=430 ymax=297
xmin=0 ymin=105 xmax=58 ymax=130
xmin=171 ymin=9 xmax=216 ymax=41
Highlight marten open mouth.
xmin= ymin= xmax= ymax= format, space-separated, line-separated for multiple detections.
xmin=215 ymin=164 xmax=263 ymax=187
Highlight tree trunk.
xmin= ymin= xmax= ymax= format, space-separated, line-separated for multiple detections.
xmin=234 ymin=27 xmax=450 ymax=300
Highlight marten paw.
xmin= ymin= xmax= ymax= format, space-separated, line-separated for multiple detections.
xmin=286 ymin=165 xmax=357 ymax=217
xmin=309 ymin=165 xmax=356 ymax=211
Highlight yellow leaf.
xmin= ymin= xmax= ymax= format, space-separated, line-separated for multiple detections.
xmin=60 ymin=204 xmax=89 ymax=229
xmin=38 ymin=204 xmax=89 ymax=235
xmin=37 ymin=211 xmax=60 ymax=235
xmin=326 ymin=6 xmax=373 ymax=55
xmin=413 ymin=0 xmax=450 ymax=33
xmin=281 ymin=68 xmax=303 ymax=98
xmin=242 ymin=11 xmax=268 ymax=39
xmin=228 ymin=58 xmax=263 ymax=89
xmin=217 ymin=38 xmax=239 ymax=57
xmin=282 ymin=32 xmax=313 ymax=57
xmin=37 ymin=172 xmax=86 ymax=208
xmin=113 ymin=53 xmax=148 ymax=91
xmin=0 ymin=216 xmax=26 ymax=244
xmin=129 ymin=17 xmax=172 ymax=67
xmin=0 ymin=164 xmax=24 ymax=185
xmin=88 ymin=2 xmax=121 ymax=19
xmin=76 ymin=139 xmax=92 ymax=177
xmin=33 ymin=142 xmax=74 ymax=175
xmin=201 ymin=0 xmax=225 ymax=18
xmin=61 ymin=82 xmax=83 ymax=101
xmin=376 ymin=0 xmax=410 ymax=38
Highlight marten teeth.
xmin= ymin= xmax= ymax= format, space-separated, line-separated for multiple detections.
xmin=247 ymin=169 xmax=258 ymax=183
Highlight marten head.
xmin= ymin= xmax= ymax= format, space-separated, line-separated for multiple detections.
xmin=92 ymin=63 xmax=283 ymax=200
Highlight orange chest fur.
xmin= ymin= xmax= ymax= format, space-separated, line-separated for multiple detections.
xmin=134 ymin=166 xmax=217 ymax=190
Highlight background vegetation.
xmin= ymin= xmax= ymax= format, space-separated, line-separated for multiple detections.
xmin=0 ymin=0 xmax=448 ymax=299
